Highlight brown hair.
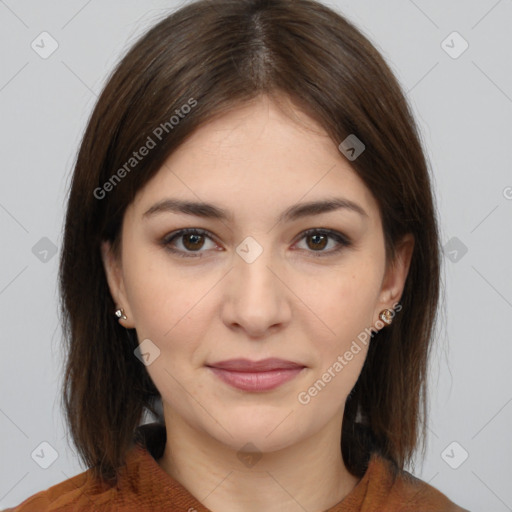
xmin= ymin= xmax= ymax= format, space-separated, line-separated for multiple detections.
xmin=59 ymin=0 xmax=441 ymax=485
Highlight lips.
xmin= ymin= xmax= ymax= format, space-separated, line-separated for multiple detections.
xmin=206 ymin=358 xmax=305 ymax=372
xmin=206 ymin=358 xmax=306 ymax=392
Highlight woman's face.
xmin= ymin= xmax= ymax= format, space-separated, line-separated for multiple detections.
xmin=102 ymin=94 xmax=413 ymax=454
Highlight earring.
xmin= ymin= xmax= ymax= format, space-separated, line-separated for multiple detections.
xmin=379 ymin=308 xmax=394 ymax=325
xmin=115 ymin=308 xmax=127 ymax=320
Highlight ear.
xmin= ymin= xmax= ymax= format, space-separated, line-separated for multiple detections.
xmin=100 ymin=240 xmax=136 ymax=328
xmin=374 ymin=233 xmax=414 ymax=322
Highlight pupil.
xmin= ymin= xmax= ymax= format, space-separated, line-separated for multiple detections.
xmin=309 ymin=234 xmax=326 ymax=250
xmin=184 ymin=234 xmax=203 ymax=250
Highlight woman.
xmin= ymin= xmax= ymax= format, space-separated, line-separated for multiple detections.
xmin=7 ymin=0 xmax=469 ymax=510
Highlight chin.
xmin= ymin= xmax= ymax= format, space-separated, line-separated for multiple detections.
xmin=220 ymin=429 xmax=299 ymax=455
xmin=202 ymin=410 xmax=305 ymax=453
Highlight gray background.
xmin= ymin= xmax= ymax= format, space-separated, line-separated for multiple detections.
xmin=1 ymin=1 xmax=511 ymax=510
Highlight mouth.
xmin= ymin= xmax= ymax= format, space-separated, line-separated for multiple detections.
xmin=205 ymin=358 xmax=306 ymax=392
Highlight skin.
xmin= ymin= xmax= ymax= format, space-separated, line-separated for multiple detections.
xmin=101 ymin=94 xmax=414 ymax=512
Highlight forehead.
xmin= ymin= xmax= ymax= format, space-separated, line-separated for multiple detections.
xmin=130 ymin=95 xmax=378 ymax=223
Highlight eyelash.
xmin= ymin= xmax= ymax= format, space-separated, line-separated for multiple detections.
xmin=160 ymin=228 xmax=352 ymax=258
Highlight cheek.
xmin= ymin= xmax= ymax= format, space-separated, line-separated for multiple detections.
xmin=296 ymin=271 xmax=374 ymax=410
xmin=293 ymin=259 xmax=380 ymax=399
xmin=298 ymin=260 xmax=381 ymax=343
xmin=122 ymin=249 xmax=209 ymax=337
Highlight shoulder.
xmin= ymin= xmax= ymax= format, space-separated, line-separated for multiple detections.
xmin=2 ymin=469 xmax=96 ymax=511
xmin=362 ymin=452 xmax=471 ymax=512
xmin=4 ymin=422 xmax=170 ymax=512
xmin=3 ymin=445 xmax=147 ymax=512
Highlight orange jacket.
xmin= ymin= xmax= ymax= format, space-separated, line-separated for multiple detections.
xmin=5 ymin=423 xmax=469 ymax=511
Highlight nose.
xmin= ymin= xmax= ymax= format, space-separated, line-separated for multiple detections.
xmin=221 ymin=243 xmax=292 ymax=339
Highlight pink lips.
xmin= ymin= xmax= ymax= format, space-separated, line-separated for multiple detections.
xmin=206 ymin=358 xmax=306 ymax=392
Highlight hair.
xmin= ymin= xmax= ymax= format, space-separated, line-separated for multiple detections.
xmin=59 ymin=0 xmax=441 ymax=486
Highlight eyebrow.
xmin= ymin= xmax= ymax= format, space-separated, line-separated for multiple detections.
xmin=142 ymin=197 xmax=368 ymax=223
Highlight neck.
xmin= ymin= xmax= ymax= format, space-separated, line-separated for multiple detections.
xmin=157 ymin=408 xmax=360 ymax=512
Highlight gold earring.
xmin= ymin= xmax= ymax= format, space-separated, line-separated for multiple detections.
xmin=115 ymin=308 xmax=127 ymax=320
xmin=379 ymin=308 xmax=394 ymax=325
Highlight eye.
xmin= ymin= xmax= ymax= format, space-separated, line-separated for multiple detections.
xmin=293 ymin=228 xmax=352 ymax=257
xmin=161 ymin=227 xmax=352 ymax=258
xmin=161 ymin=228 xmax=219 ymax=257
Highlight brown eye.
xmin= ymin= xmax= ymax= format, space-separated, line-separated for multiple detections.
xmin=162 ymin=228 xmax=218 ymax=257
xmin=305 ymin=233 xmax=328 ymax=251
xmin=295 ymin=228 xmax=352 ymax=257
xmin=182 ymin=232 xmax=205 ymax=251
